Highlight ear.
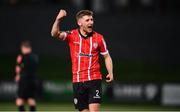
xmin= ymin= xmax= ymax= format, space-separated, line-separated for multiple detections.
xmin=77 ymin=19 xmax=82 ymax=26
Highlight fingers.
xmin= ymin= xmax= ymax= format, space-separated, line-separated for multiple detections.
xmin=59 ymin=10 xmax=66 ymax=16
xmin=60 ymin=9 xmax=67 ymax=16
xmin=15 ymin=75 xmax=20 ymax=82
xmin=106 ymin=74 xmax=113 ymax=83
xmin=56 ymin=9 xmax=67 ymax=20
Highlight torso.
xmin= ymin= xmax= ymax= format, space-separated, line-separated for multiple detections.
xmin=19 ymin=53 xmax=38 ymax=80
xmin=66 ymin=29 xmax=106 ymax=83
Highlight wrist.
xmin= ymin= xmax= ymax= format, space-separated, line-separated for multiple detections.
xmin=16 ymin=74 xmax=20 ymax=76
xmin=108 ymin=72 xmax=113 ymax=75
xmin=56 ymin=18 xmax=63 ymax=22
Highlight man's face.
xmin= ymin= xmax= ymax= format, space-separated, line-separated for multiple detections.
xmin=21 ymin=46 xmax=31 ymax=54
xmin=78 ymin=15 xmax=94 ymax=33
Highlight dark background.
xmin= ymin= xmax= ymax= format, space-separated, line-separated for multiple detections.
xmin=0 ymin=0 xmax=180 ymax=82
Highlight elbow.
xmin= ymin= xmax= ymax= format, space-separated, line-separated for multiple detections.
xmin=105 ymin=54 xmax=112 ymax=62
xmin=104 ymin=53 xmax=110 ymax=59
xmin=51 ymin=31 xmax=58 ymax=38
xmin=51 ymin=31 xmax=55 ymax=37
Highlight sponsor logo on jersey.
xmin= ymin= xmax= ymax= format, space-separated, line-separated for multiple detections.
xmin=79 ymin=52 xmax=93 ymax=57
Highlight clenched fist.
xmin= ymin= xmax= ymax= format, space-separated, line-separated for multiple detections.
xmin=56 ymin=9 xmax=67 ymax=21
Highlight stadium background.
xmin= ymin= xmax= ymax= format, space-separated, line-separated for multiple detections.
xmin=0 ymin=0 xmax=180 ymax=111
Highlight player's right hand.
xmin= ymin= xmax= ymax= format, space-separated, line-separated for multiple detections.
xmin=15 ymin=75 xmax=20 ymax=83
xmin=56 ymin=9 xmax=67 ymax=21
xmin=106 ymin=73 xmax=114 ymax=83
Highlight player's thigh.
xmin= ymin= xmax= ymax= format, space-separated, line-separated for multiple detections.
xmin=17 ymin=80 xmax=27 ymax=98
xmin=73 ymin=83 xmax=89 ymax=111
xmin=18 ymin=81 xmax=36 ymax=100
xmin=26 ymin=80 xmax=37 ymax=97
xmin=88 ymin=80 xmax=102 ymax=104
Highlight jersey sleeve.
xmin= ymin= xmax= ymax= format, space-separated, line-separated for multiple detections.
xmin=99 ymin=36 xmax=109 ymax=55
xmin=63 ymin=31 xmax=72 ymax=42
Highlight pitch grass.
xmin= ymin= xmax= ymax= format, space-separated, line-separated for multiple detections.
xmin=0 ymin=102 xmax=180 ymax=111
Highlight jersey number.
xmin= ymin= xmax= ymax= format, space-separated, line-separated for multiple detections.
xmin=96 ymin=90 xmax=99 ymax=97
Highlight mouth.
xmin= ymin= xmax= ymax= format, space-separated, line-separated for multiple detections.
xmin=88 ymin=26 xmax=93 ymax=29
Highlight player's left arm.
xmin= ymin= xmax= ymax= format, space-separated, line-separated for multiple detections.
xmin=103 ymin=53 xmax=114 ymax=83
xmin=15 ymin=55 xmax=22 ymax=82
xmin=99 ymin=35 xmax=114 ymax=82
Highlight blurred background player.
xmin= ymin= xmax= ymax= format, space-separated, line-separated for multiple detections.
xmin=51 ymin=9 xmax=114 ymax=112
xmin=15 ymin=40 xmax=39 ymax=112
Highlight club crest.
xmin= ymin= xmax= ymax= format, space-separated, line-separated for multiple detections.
xmin=74 ymin=98 xmax=78 ymax=104
xmin=93 ymin=42 xmax=98 ymax=49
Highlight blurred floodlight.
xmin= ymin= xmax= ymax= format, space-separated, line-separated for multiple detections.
xmin=140 ymin=0 xmax=153 ymax=7
xmin=71 ymin=0 xmax=83 ymax=9
xmin=115 ymin=0 xmax=129 ymax=7
xmin=93 ymin=0 xmax=107 ymax=13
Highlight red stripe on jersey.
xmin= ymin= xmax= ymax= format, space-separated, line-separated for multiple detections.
xmin=66 ymin=29 xmax=108 ymax=83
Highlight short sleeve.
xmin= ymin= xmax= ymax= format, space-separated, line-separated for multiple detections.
xmin=59 ymin=31 xmax=69 ymax=41
xmin=99 ymin=36 xmax=109 ymax=55
xmin=64 ymin=31 xmax=72 ymax=42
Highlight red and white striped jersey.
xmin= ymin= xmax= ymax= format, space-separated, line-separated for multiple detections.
xmin=63 ymin=29 xmax=109 ymax=83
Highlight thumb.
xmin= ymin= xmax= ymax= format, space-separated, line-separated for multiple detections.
xmin=106 ymin=74 xmax=110 ymax=81
xmin=106 ymin=74 xmax=109 ymax=78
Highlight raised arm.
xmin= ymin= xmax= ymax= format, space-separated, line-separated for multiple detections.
xmin=15 ymin=55 xmax=22 ymax=82
xmin=51 ymin=9 xmax=67 ymax=40
xmin=103 ymin=53 xmax=114 ymax=83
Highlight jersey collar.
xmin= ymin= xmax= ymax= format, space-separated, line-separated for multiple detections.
xmin=78 ymin=29 xmax=93 ymax=39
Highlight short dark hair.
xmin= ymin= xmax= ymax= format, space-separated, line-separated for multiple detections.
xmin=76 ymin=10 xmax=93 ymax=21
xmin=21 ymin=40 xmax=31 ymax=48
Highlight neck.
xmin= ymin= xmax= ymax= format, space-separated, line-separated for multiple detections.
xmin=79 ymin=28 xmax=88 ymax=37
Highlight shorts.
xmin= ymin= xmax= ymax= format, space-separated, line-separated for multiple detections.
xmin=73 ymin=79 xmax=102 ymax=111
xmin=17 ymin=79 xmax=37 ymax=99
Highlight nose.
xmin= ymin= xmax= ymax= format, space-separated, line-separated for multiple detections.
xmin=90 ymin=20 xmax=94 ymax=25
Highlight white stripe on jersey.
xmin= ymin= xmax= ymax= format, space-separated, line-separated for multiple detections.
xmin=100 ymin=38 xmax=109 ymax=55
xmin=62 ymin=32 xmax=67 ymax=41
xmin=88 ymin=37 xmax=92 ymax=80
xmin=77 ymin=35 xmax=82 ymax=82
xmin=100 ymin=50 xmax=109 ymax=55
xmin=62 ymin=31 xmax=71 ymax=41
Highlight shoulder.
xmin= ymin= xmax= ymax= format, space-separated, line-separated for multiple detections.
xmin=93 ymin=31 xmax=104 ymax=40
xmin=30 ymin=53 xmax=39 ymax=62
xmin=68 ymin=29 xmax=78 ymax=35
xmin=31 ymin=53 xmax=38 ymax=58
xmin=65 ymin=29 xmax=79 ymax=42
xmin=66 ymin=29 xmax=79 ymax=40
